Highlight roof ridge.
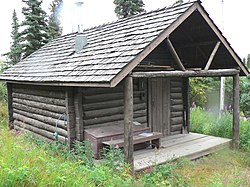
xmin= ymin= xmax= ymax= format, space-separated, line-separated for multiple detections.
xmin=58 ymin=0 xmax=199 ymax=37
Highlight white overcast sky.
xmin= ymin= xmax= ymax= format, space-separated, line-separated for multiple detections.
xmin=0 ymin=0 xmax=250 ymax=60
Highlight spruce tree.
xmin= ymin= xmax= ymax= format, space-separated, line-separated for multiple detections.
xmin=48 ymin=0 xmax=62 ymax=41
xmin=114 ymin=0 xmax=146 ymax=18
xmin=20 ymin=0 xmax=50 ymax=58
xmin=4 ymin=10 xmax=22 ymax=65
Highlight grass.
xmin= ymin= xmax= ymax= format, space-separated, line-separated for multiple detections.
xmin=0 ymin=102 xmax=249 ymax=186
xmin=191 ymin=107 xmax=250 ymax=152
xmin=175 ymin=149 xmax=250 ymax=186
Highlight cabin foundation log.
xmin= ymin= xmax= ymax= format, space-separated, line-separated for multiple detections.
xmin=66 ymin=88 xmax=76 ymax=149
xmin=232 ymin=73 xmax=240 ymax=149
xmin=124 ymin=76 xmax=134 ymax=172
xmin=7 ymin=83 xmax=14 ymax=130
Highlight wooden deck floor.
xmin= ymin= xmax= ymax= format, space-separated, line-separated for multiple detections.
xmin=134 ymin=133 xmax=231 ymax=171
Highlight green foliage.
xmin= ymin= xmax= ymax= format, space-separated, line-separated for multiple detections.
xmin=247 ymin=54 xmax=250 ymax=69
xmin=20 ymin=0 xmax=50 ymax=58
xmin=114 ymin=0 xmax=146 ymax=18
xmin=0 ymin=83 xmax=7 ymax=102
xmin=70 ymin=140 xmax=94 ymax=167
xmin=189 ymin=77 xmax=218 ymax=108
xmin=141 ymin=159 xmax=189 ymax=187
xmin=191 ymin=107 xmax=250 ymax=152
xmin=4 ymin=10 xmax=22 ymax=65
xmin=240 ymin=76 xmax=250 ymax=117
xmin=48 ymin=0 xmax=62 ymax=41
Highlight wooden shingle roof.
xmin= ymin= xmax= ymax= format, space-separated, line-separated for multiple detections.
xmin=0 ymin=0 xmax=248 ymax=87
xmin=0 ymin=1 xmax=198 ymax=87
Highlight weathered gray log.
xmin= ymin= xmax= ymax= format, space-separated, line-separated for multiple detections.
xmin=204 ymin=41 xmax=221 ymax=70
xmin=83 ymin=91 xmax=141 ymax=104
xmin=83 ymin=109 xmax=146 ymax=126
xmin=66 ymin=88 xmax=76 ymax=149
xmin=83 ymin=85 xmax=124 ymax=95
xmin=12 ymin=92 xmax=65 ymax=106
xmin=7 ymin=83 xmax=14 ymax=129
xmin=74 ymin=88 xmax=84 ymax=141
xmin=171 ymin=124 xmax=183 ymax=132
xmin=170 ymin=93 xmax=183 ymax=99
xmin=171 ymin=99 xmax=183 ymax=105
xmin=14 ymin=120 xmax=67 ymax=142
xmin=83 ymin=97 xmax=142 ymax=111
xmin=170 ymin=80 xmax=182 ymax=87
xmin=13 ymin=108 xmax=67 ymax=130
xmin=171 ymin=116 xmax=183 ymax=126
xmin=13 ymin=113 xmax=67 ymax=137
xmin=84 ymin=103 xmax=146 ymax=119
xmin=83 ymin=84 xmax=138 ymax=95
xmin=124 ymin=76 xmax=134 ymax=172
xmin=171 ymin=130 xmax=182 ymax=135
xmin=13 ymin=97 xmax=65 ymax=114
xmin=131 ymin=69 xmax=240 ymax=78
xmin=13 ymin=102 xmax=62 ymax=120
xmin=171 ymin=105 xmax=184 ymax=112
xmin=165 ymin=38 xmax=186 ymax=71
xmin=12 ymin=87 xmax=65 ymax=99
xmin=171 ymin=111 xmax=183 ymax=118
xmin=83 ymin=114 xmax=147 ymax=129
xmin=171 ymin=87 xmax=182 ymax=93
xmin=14 ymin=125 xmax=52 ymax=142
xmin=232 ymin=73 xmax=240 ymax=149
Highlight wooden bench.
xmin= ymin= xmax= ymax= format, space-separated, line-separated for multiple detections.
xmin=102 ymin=132 xmax=162 ymax=149
xmin=84 ymin=123 xmax=152 ymax=159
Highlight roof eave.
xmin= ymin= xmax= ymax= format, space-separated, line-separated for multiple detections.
xmin=5 ymin=80 xmax=112 ymax=88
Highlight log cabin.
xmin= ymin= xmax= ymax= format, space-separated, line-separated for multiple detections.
xmin=0 ymin=0 xmax=249 ymax=169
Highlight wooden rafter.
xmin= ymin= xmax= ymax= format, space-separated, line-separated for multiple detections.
xmin=165 ymin=38 xmax=186 ymax=71
xmin=110 ymin=3 xmax=198 ymax=87
xmin=196 ymin=4 xmax=249 ymax=76
xmin=204 ymin=41 xmax=221 ymax=70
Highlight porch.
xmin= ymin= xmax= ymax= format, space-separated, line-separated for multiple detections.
xmin=134 ymin=132 xmax=231 ymax=171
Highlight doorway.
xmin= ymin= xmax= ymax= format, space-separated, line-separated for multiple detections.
xmin=148 ymin=78 xmax=170 ymax=136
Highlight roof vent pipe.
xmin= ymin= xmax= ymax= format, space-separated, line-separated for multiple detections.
xmin=75 ymin=33 xmax=87 ymax=52
xmin=74 ymin=0 xmax=87 ymax=52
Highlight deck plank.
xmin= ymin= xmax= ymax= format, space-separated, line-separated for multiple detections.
xmin=134 ymin=133 xmax=231 ymax=171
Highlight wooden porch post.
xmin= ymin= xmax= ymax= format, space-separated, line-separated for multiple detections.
xmin=124 ymin=75 xmax=134 ymax=172
xmin=7 ymin=83 xmax=14 ymax=130
xmin=232 ymin=73 xmax=240 ymax=149
xmin=66 ymin=88 xmax=76 ymax=150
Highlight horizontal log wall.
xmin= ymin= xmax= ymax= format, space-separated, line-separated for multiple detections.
xmin=82 ymin=78 xmax=148 ymax=128
xmin=12 ymin=84 xmax=67 ymax=142
xmin=170 ymin=78 xmax=184 ymax=135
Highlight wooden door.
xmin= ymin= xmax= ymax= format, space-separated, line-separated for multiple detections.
xmin=149 ymin=78 xmax=170 ymax=136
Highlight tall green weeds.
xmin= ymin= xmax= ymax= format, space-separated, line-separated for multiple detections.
xmin=191 ymin=107 xmax=250 ymax=152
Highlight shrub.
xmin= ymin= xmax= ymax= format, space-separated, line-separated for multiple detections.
xmin=0 ymin=82 xmax=7 ymax=102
